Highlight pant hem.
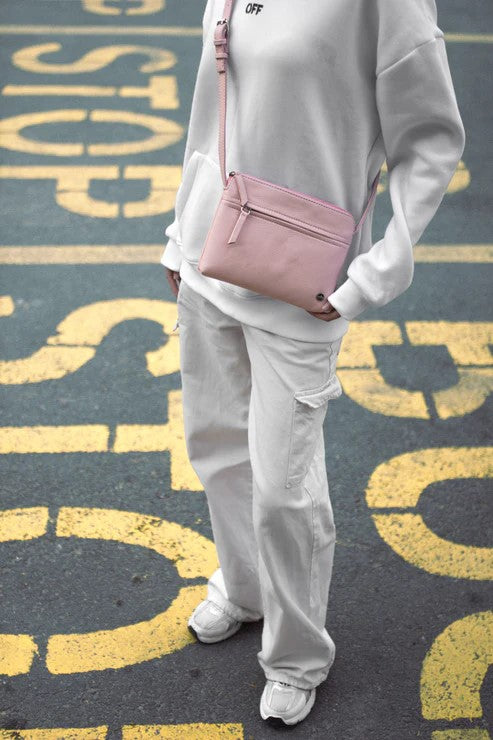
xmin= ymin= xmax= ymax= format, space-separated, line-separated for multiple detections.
xmin=208 ymin=593 xmax=263 ymax=624
xmin=262 ymin=669 xmax=330 ymax=692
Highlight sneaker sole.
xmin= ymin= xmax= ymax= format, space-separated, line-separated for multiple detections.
xmin=260 ymin=687 xmax=316 ymax=726
xmin=187 ymin=616 xmax=243 ymax=644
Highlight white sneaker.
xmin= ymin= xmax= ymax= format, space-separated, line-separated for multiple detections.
xmin=187 ymin=599 xmax=243 ymax=643
xmin=260 ymin=679 xmax=317 ymax=726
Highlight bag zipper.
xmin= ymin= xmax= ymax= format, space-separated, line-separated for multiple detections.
xmin=225 ymin=180 xmax=351 ymax=247
xmin=228 ymin=170 xmax=353 ymax=219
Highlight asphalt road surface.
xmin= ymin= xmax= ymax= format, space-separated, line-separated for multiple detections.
xmin=0 ymin=0 xmax=491 ymax=738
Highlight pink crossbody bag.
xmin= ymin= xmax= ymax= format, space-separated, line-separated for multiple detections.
xmin=198 ymin=0 xmax=381 ymax=313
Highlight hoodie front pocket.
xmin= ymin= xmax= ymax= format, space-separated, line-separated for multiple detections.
xmin=179 ymin=150 xmax=224 ymax=265
xmin=285 ymin=373 xmax=343 ymax=488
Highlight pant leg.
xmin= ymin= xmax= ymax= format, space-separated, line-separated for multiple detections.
xmin=242 ymin=323 xmax=343 ymax=690
xmin=176 ymin=279 xmax=263 ymax=622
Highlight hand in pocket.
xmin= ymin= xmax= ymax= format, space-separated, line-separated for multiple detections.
xmin=306 ymin=301 xmax=341 ymax=322
xmin=165 ymin=267 xmax=181 ymax=297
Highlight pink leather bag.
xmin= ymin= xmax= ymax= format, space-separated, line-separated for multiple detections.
xmin=198 ymin=0 xmax=381 ymax=313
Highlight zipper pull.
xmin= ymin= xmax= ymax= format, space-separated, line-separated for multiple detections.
xmin=228 ymin=205 xmax=250 ymax=244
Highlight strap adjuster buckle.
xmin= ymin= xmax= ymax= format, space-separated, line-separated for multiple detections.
xmin=216 ymin=19 xmax=229 ymax=34
xmin=214 ymin=18 xmax=229 ymax=67
xmin=216 ymin=18 xmax=229 ymax=32
xmin=214 ymin=18 xmax=229 ymax=44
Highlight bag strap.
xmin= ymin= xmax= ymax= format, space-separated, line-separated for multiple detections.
xmin=214 ymin=0 xmax=380 ymax=234
xmin=214 ymin=0 xmax=234 ymax=188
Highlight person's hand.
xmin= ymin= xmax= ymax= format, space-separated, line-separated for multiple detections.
xmin=164 ymin=267 xmax=181 ymax=297
xmin=306 ymin=301 xmax=341 ymax=322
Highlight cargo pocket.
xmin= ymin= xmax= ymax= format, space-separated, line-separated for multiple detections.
xmin=179 ymin=150 xmax=224 ymax=265
xmin=285 ymin=372 xmax=343 ymax=488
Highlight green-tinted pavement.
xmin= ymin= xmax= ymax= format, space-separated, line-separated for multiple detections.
xmin=0 ymin=1 xmax=491 ymax=737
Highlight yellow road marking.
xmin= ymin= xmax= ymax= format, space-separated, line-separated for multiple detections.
xmin=421 ymin=611 xmax=493 ymax=721
xmin=0 ymin=394 xmax=202 ymax=491
xmin=0 ymin=159 xmax=467 ymax=218
xmin=0 ymin=726 xmax=244 ymax=739
xmin=0 ymin=25 xmax=203 ymax=36
xmin=0 ymin=109 xmax=183 ymax=156
xmin=0 ymin=164 xmax=118 ymax=218
xmin=121 ymin=77 xmax=178 ymax=109
xmin=372 ymin=511 xmax=493 ymax=579
xmin=406 ymin=322 xmax=493 ymax=366
xmin=12 ymin=43 xmax=176 ymax=75
xmin=338 ymin=367 xmax=429 ymax=418
xmin=3 ymin=84 xmax=117 ymax=96
xmin=366 ymin=447 xmax=492 ymax=507
xmin=2 ymin=307 xmax=492 ymax=419
xmin=0 ymin=634 xmax=39 ymax=677
xmin=0 ymin=506 xmax=217 ymax=675
xmin=82 ymin=0 xmax=165 ymax=15
xmin=46 ymin=297 xmax=176 ymax=352
xmin=0 ymin=345 xmax=96 ymax=384
xmin=0 ymin=295 xmax=14 ymax=315
xmin=432 ymin=731 xmax=491 ymax=739
xmin=0 ymin=730 xmax=108 ymax=739
xmin=0 ymin=297 xmax=179 ymax=383
xmin=0 ymin=245 xmax=165 ymax=263
xmin=121 ymin=725 xmax=244 ymax=739
xmin=338 ymin=321 xmax=493 ymax=419
xmin=405 ymin=321 xmax=493 ymax=419
xmin=56 ymin=506 xmax=215 ymax=580
xmin=367 ymin=447 xmax=493 ymax=579
xmin=0 ymin=244 xmax=491 ymax=264
xmin=0 ymin=425 xmax=109 ymax=453
xmin=433 ymin=368 xmax=493 ymax=419
xmin=47 ymin=506 xmax=217 ymax=673
xmin=340 ymin=321 xmax=493 ymax=369
xmin=0 ymin=506 xmax=49 ymax=541
xmin=0 ymin=508 xmax=48 ymax=675
xmin=0 ymin=27 xmax=489 ymax=41
xmin=0 ymin=165 xmax=181 ymax=217
xmin=444 ymin=34 xmax=493 ymax=43
xmin=413 ymin=245 xmax=493 ymax=262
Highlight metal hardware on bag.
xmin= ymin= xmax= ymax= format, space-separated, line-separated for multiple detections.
xmin=316 ymin=293 xmax=325 ymax=301
xmin=214 ymin=18 xmax=229 ymax=71
xmin=228 ymin=204 xmax=251 ymax=244
xmin=216 ymin=18 xmax=229 ymax=35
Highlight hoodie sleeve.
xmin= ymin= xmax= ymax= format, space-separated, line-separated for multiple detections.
xmin=327 ymin=33 xmax=466 ymax=320
xmin=160 ymin=0 xmax=214 ymax=272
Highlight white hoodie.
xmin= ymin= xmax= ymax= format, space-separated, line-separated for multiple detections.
xmin=161 ymin=0 xmax=466 ymax=342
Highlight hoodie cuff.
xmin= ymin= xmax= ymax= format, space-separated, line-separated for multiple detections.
xmin=160 ymin=238 xmax=182 ymax=271
xmin=327 ymin=277 xmax=372 ymax=320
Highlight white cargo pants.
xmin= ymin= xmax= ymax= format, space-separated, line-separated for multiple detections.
xmin=176 ymin=278 xmax=344 ymax=691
